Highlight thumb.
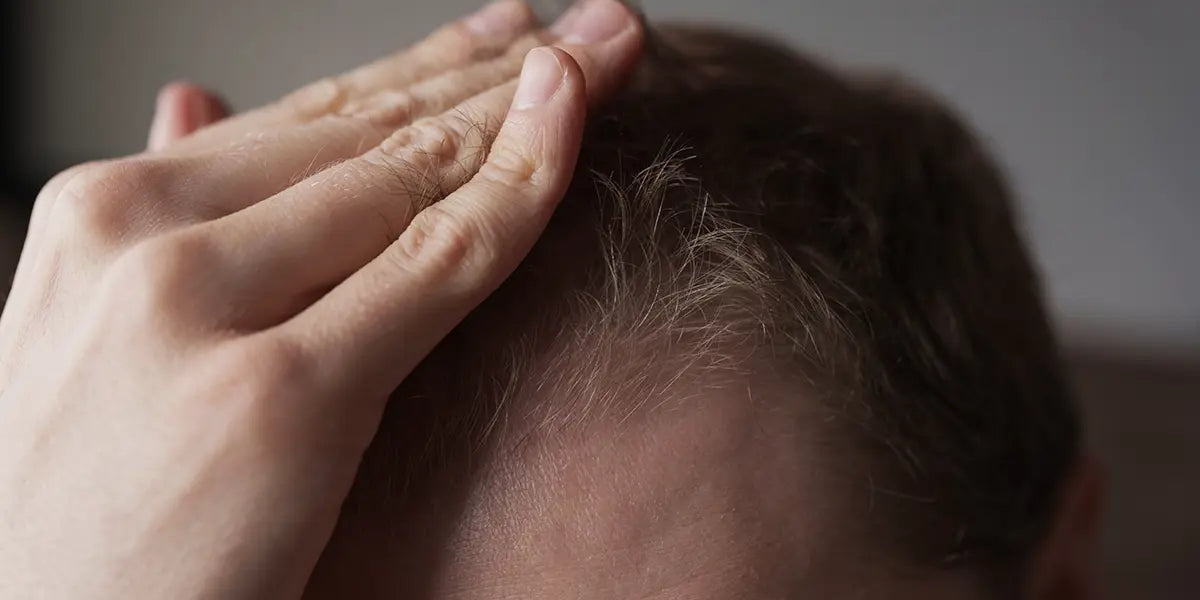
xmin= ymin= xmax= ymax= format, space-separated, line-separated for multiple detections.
xmin=147 ymin=82 xmax=230 ymax=151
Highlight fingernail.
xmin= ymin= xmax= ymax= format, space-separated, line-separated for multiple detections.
xmin=463 ymin=0 xmax=528 ymax=36
xmin=513 ymin=48 xmax=564 ymax=109
xmin=551 ymin=0 xmax=630 ymax=44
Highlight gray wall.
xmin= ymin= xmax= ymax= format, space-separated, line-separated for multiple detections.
xmin=10 ymin=0 xmax=1200 ymax=596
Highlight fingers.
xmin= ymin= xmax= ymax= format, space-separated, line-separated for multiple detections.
xmin=191 ymin=0 xmax=641 ymax=326
xmin=136 ymin=0 xmax=641 ymax=232
xmin=342 ymin=0 xmax=534 ymax=98
xmin=146 ymin=83 xmax=230 ymax=151
xmin=157 ymin=29 xmax=549 ymax=221
xmin=163 ymin=0 xmax=537 ymax=154
xmin=64 ymin=24 xmax=551 ymax=248
xmin=549 ymin=0 xmax=645 ymax=101
xmin=279 ymin=47 xmax=587 ymax=400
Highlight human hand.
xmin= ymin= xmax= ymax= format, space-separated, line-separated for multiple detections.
xmin=0 ymin=1 xmax=642 ymax=597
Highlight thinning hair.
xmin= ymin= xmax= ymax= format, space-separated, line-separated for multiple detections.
xmin=359 ymin=24 xmax=1079 ymax=592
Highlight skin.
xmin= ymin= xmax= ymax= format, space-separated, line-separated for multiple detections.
xmin=0 ymin=1 xmax=1106 ymax=597
xmin=304 ymin=382 xmax=871 ymax=599
xmin=300 ymin=378 xmax=1027 ymax=600
xmin=0 ymin=0 xmax=643 ymax=597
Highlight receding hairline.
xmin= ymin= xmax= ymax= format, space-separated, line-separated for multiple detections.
xmin=349 ymin=22 xmax=1079 ymax=594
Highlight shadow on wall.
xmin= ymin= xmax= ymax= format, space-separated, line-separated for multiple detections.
xmin=0 ymin=203 xmax=1197 ymax=597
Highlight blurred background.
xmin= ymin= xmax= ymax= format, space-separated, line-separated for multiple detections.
xmin=1 ymin=0 xmax=1196 ymax=595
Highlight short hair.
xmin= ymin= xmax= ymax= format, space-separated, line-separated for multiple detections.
xmin=363 ymin=24 xmax=1079 ymax=592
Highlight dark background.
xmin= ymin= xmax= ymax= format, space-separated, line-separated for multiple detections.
xmin=1 ymin=1 xmax=1197 ymax=596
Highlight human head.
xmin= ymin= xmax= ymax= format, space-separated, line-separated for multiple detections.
xmin=303 ymin=22 xmax=1101 ymax=600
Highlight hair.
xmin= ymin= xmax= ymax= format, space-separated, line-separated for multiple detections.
xmin=361 ymin=23 xmax=1080 ymax=595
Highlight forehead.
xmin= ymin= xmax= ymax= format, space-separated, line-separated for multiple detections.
xmin=308 ymin=380 xmax=853 ymax=597
xmin=450 ymin=389 xmax=832 ymax=589
xmin=304 ymin=24 xmax=1006 ymax=597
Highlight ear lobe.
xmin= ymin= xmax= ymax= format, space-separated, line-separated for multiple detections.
xmin=1027 ymin=454 xmax=1106 ymax=600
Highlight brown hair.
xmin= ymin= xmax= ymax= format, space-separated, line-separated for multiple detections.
xmin=369 ymin=24 xmax=1080 ymax=592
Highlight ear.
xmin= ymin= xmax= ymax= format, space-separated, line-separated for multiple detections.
xmin=1027 ymin=454 xmax=1106 ymax=600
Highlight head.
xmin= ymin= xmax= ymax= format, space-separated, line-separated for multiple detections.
xmin=302 ymin=23 xmax=1102 ymax=600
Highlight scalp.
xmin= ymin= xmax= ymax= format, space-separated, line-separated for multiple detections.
xmin=346 ymin=23 xmax=1078 ymax=591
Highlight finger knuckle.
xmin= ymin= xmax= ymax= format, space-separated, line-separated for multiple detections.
xmin=111 ymin=233 xmax=215 ymax=315
xmin=478 ymin=144 xmax=539 ymax=190
xmin=29 ymin=161 xmax=104 ymax=233
xmin=433 ymin=22 xmax=486 ymax=63
xmin=364 ymin=116 xmax=480 ymax=213
xmin=389 ymin=203 xmax=481 ymax=277
xmin=377 ymin=115 xmax=470 ymax=176
xmin=325 ymin=106 xmax=395 ymax=135
xmin=51 ymin=158 xmax=176 ymax=244
xmin=280 ymin=76 xmax=350 ymax=119
xmin=227 ymin=337 xmax=312 ymax=397
xmin=37 ymin=161 xmax=103 ymax=206
xmin=341 ymin=89 xmax=419 ymax=129
xmin=199 ymin=338 xmax=312 ymax=439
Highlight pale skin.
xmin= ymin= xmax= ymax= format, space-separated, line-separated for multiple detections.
xmin=0 ymin=0 xmax=1106 ymax=597
xmin=0 ymin=0 xmax=643 ymax=597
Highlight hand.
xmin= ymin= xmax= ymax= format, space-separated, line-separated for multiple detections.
xmin=0 ymin=0 xmax=643 ymax=597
